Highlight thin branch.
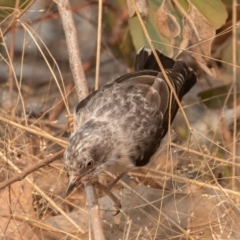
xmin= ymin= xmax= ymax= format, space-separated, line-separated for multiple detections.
xmin=56 ymin=0 xmax=89 ymax=101
xmin=0 ymin=149 xmax=64 ymax=191
xmin=94 ymin=0 xmax=103 ymax=90
xmin=20 ymin=22 xmax=71 ymax=115
xmin=171 ymin=142 xmax=240 ymax=168
xmin=56 ymin=0 xmax=105 ymax=239
xmin=144 ymin=168 xmax=240 ymax=199
xmin=106 ymin=171 xmax=195 ymax=240
xmin=0 ymin=150 xmax=85 ymax=234
xmin=2 ymin=1 xmax=116 ymax=35
xmin=1 ymin=0 xmax=35 ymax=38
xmin=232 ymin=0 xmax=237 ymax=190
xmin=0 ymin=114 xmax=67 ymax=147
xmin=49 ymin=60 xmax=93 ymax=121
xmin=1 ymin=213 xmax=83 ymax=240
xmin=84 ymin=183 xmax=105 ymax=240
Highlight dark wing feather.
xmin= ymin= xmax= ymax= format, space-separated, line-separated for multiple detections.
xmin=159 ymin=61 xmax=197 ymax=138
xmin=74 ymin=71 xmax=161 ymax=129
xmin=74 ymin=48 xmax=197 ymax=142
xmin=135 ymin=47 xmax=175 ymax=71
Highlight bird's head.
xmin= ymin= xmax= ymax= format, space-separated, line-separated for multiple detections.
xmin=63 ymin=120 xmax=110 ymax=196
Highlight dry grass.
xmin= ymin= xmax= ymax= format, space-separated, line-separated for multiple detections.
xmin=0 ymin=0 xmax=240 ymax=239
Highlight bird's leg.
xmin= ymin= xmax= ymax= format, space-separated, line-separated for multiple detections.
xmin=85 ymin=173 xmax=125 ymax=216
xmin=100 ymin=172 xmax=125 ymax=192
xmin=86 ymin=173 xmax=124 ymax=215
xmin=94 ymin=180 xmax=121 ymax=216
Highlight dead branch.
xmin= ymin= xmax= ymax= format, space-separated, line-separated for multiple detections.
xmin=49 ymin=60 xmax=93 ymax=121
xmin=0 ymin=150 xmax=84 ymax=234
xmin=85 ymin=183 xmax=106 ymax=240
xmin=56 ymin=0 xmax=105 ymax=239
xmin=0 ymin=115 xmax=67 ymax=147
xmin=0 ymin=149 xmax=64 ymax=191
xmin=56 ymin=0 xmax=89 ymax=101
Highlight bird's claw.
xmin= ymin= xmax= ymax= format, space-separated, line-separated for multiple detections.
xmin=93 ymin=181 xmax=121 ymax=216
xmin=112 ymin=209 xmax=120 ymax=216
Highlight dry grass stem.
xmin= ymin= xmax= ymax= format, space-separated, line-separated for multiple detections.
xmin=0 ymin=149 xmax=64 ymax=191
xmin=231 ymin=0 xmax=238 ymax=190
xmin=95 ymin=0 xmax=103 ymax=91
xmin=0 ymin=115 xmax=67 ymax=147
xmin=0 ymin=151 xmax=85 ymax=234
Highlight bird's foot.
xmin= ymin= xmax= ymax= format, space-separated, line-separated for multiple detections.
xmin=94 ymin=181 xmax=121 ymax=216
xmin=101 ymin=173 xmax=125 ymax=192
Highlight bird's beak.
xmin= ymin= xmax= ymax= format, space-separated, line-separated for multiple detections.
xmin=65 ymin=175 xmax=79 ymax=197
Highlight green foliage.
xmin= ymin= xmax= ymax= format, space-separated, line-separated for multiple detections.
xmin=198 ymin=84 xmax=234 ymax=109
xmin=189 ymin=0 xmax=228 ymax=29
xmin=0 ymin=0 xmax=31 ymax=22
xmin=127 ymin=0 xmax=228 ymax=57
xmin=129 ymin=0 xmax=173 ymax=56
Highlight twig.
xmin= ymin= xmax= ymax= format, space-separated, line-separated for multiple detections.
xmin=94 ymin=0 xmax=103 ymax=91
xmin=0 ymin=115 xmax=67 ymax=147
xmin=232 ymin=0 xmax=237 ymax=190
xmin=137 ymin=169 xmax=240 ymax=199
xmin=49 ymin=82 xmax=74 ymax=121
xmin=109 ymin=8 xmax=129 ymax=45
xmin=20 ymin=22 xmax=71 ymax=115
xmin=56 ymin=0 xmax=105 ymax=238
xmin=106 ymin=171 xmax=195 ymax=240
xmin=1 ymin=0 xmax=35 ymax=38
xmin=0 ymin=28 xmax=27 ymax=124
xmin=2 ymin=1 xmax=116 ymax=35
xmin=49 ymin=60 xmax=93 ymax=121
xmin=0 ymin=151 xmax=85 ymax=234
xmin=171 ymin=142 xmax=240 ymax=168
xmin=0 ymin=149 xmax=64 ymax=191
xmin=1 ymin=214 xmax=84 ymax=240
xmin=56 ymin=0 xmax=89 ymax=101
xmin=84 ymin=183 xmax=105 ymax=240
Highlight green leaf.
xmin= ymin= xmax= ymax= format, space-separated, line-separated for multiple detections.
xmin=176 ymin=0 xmax=189 ymax=14
xmin=129 ymin=0 xmax=172 ymax=56
xmin=198 ymin=84 xmax=234 ymax=109
xmin=0 ymin=0 xmax=31 ymax=21
xmin=127 ymin=0 xmax=149 ymax=20
xmin=189 ymin=0 xmax=228 ymax=29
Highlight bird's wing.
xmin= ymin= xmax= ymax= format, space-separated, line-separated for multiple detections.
xmin=73 ymin=70 xmax=169 ymax=129
xmin=74 ymin=47 xmax=197 ymax=132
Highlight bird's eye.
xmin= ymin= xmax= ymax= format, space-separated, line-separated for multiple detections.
xmin=86 ymin=160 xmax=94 ymax=168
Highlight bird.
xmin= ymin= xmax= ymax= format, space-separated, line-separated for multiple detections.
xmin=63 ymin=47 xmax=197 ymax=210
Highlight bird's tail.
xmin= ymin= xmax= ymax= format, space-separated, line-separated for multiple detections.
xmin=135 ymin=47 xmax=197 ymax=95
xmin=135 ymin=47 xmax=175 ymax=71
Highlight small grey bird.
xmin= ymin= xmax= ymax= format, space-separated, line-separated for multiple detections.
xmin=64 ymin=47 xmax=197 ymax=200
